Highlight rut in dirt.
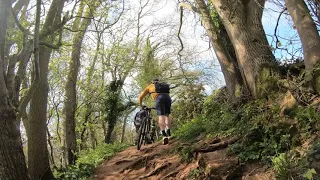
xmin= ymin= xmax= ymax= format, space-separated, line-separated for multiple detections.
xmin=91 ymin=137 xmax=274 ymax=180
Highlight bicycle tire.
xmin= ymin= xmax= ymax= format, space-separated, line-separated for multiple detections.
xmin=137 ymin=118 xmax=147 ymax=150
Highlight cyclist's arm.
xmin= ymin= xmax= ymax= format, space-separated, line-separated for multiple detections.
xmin=138 ymin=85 xmax=151 ymax=105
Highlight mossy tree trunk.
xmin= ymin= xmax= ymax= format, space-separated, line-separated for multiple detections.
xmin=285 ymin=0 xmax=320 ymax=95
xmin=211 ymin=0 xmax=278 ymax=99
xmin=0 ymin=0 xmax=30 ymax=179
xmin=64 ymin=0 xmax=101 ymax=165
xmin=104 ymin=80 xmax=123 ymax=144
xmin=80 ymin=30 xmax=103 ymax=150
xmin=195 ymin=0 xmax=245 ymax=102
xmin=28 ymin=0 xmax=66 ymax=179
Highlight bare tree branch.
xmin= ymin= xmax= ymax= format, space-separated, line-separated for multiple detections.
xmin=40 ymin=15 xmax=70 ymax=39
xmin=177 ymin=6 xmax=184 ymax=57
xmin=274 ymin=8 xmax=287 ymax=49
xmin=179 ymin=2 xmax=198 ymax=13
xmin=18 ymin=0 xmax=41 ymax=120
xmin=39 ymin=42 xmax=61 ymax=49
xmin=10 ymin=7 xmax=30 ymax=35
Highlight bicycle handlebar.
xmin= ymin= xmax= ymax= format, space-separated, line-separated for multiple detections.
xmin=142 ymin=106 xmax=155 ymax=110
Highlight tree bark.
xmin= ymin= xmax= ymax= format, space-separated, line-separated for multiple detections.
xmin=80 ymin=113 xmax=89 ymax=150
xmin=28 ymin=46 xmax=54 ymax=180
xmin=211 ymin=0 xmax=278 ymax=99
xmin=81 ymin=32 xmax=102 ymax=150
xmin=64 ymin=1 xmax=100 ymax=165
xmin=285 ymin=0 xmax=320 ymax=95
xmin=105 ymin=96 xmax=120 ymax=144
xmin=121 ymin=113 xmax=130 ymax=143
xmin=104 ymin=80 xmax=124 ymax=144
xmin=6 ymin=0 xmax=32 ymax=126
xmin=102 ymin=120 xmax=107 ymax=138
xmin=64 ymin=1 xmax=85 ymax=165
xmin=13 ymin=0 xmax=30 ymax=14
xmin=28 ymin=0 xmax=66 ymax=179
xmin=5 ymin=0 xmax=30 ymax=75
xmin=0 ymin=104 xmax=30 ymax=180
xmin=0 ymin=0 xmax=30 ymax=179
xmin=121 ymin=108 xmax=136 ymax=143
xmin=194 ymin=0 xmax=245 ymax=102
xmin=89 ymin=122 xmax=97 ymax=149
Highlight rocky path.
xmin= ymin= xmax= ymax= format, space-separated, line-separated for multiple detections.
xmin=91 ymin=137 xmax=274 ymax=180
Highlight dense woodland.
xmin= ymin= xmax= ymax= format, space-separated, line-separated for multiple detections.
xmin=0 ymin=0 xmax=320 ymax=179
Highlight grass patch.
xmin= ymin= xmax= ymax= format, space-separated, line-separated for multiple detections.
xmin=55 ymin=143 xmax=128 ymax=180
xmin=175 ymin=91 xmax=320 ymax=169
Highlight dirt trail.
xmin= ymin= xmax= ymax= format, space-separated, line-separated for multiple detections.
xmin=91 ymin=137 xmax=274 ymax=180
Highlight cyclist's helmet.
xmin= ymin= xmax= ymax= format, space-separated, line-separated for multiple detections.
xmin=152 ymin=78 xmax=159 ymax=83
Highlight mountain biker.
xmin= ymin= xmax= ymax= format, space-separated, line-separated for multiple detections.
xmin=134 ymin=106 xmax=152 ymax=145
xmin=138 ymin=78 xmax=172 ymax=145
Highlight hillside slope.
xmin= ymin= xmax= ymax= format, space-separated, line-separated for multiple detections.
xmin=91 ymin=137 xmax=274 ymax=180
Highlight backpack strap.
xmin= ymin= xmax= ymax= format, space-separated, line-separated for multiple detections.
xmin=149 ymin=83 xmax=156 ymax=94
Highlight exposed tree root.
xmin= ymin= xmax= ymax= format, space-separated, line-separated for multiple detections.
xmin=119 ymin=157 xmax=145 ymax=172
xmin=209 ymin=138 xmax=221 ymax=144
xmin=92 ymin=137 xmax=274 ymax=180
xmin=114 ymin=159 xmax=133 ymax=165
xmin=139 ymin=162 xmax=170 ymax=178
xmin=164 ymin=170 xmax=179 ymax=178
xmin=195 ymin=137 xmax=239 ymax=153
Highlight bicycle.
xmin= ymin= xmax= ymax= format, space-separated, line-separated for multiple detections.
xmin=137 ymin=107 xmax=156 ymax=150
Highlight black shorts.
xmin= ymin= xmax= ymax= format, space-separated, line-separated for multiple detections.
xmin=155 ymin=94 xmax=171 ymax=115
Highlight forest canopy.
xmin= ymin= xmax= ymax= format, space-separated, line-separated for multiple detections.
xmin=0 ymin=0 xmax=319 ymax=179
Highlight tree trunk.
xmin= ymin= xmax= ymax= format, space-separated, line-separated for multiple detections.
xmin=89 ymin=124 xmax=97 ymax=149
xmin=80 ymin=114 xmax=89 ymax=150
xmin=28 ymin=0 xmax=66 ymax=179
xmin=211 ymin=0 xmax=278 ymax=99
xmin=104 ymin=80 xmax=123 ymax=144
xmin=0 ymin=103 xmax=30 ymax=180
xmin=105 ymin=109 xmax=118 ymax=144
xmin=121 ymin=108 xmax=136 ymax=143
xmin=104 ymin=97 xmax=119 ymax=144
xmin=194 ymin=0 xmax=245 ymax=102
xmin=28 ymin=46 xmax=55 ymax=180
xmin=102 ymin=120 xmax=107 ymax=138
xmin=285 ymin=0 xmax=320 ymax=95
xmin=82 ymin=32 xmax=101 ymax=150
xmin=64 ymin=1 xmax=99 ymax=165
xmin=121 ymin=114 xmax=129 ymax=143
xmin=64 ymin=0 xmax=85 ymax=162
xmin=0 ymin=0 xmax=30 ymax=179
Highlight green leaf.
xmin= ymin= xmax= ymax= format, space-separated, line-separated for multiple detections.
xmin=303 ymin=168 xmax=316 ymax=180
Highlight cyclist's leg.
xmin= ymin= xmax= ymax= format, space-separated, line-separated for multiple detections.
xmin=164 ymin=104 xmax=171 ymax=130
xmin=155 ymin=96 xmax=166 ymax=134
xmin=164 ymin=95 xmax=172 ymax=136
xmin=165 ymin=116 xmax=171 ymax=136
xmin=155 ymin=95 xmax=169 ymax=144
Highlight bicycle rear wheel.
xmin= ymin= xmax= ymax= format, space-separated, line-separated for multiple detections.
xmin=137 ymin=118 xmax=147 ymax=150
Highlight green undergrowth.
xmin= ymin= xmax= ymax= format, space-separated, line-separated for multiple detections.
xmin=188 ymin=167 xmax=205 ymax=180
xmin=173 ymin=145 xmax=195 ymax=163
xmin=175 ymin=90 xmax=320 ymax=179
xmin=55 ymin=143 xmax=128 ymax=180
